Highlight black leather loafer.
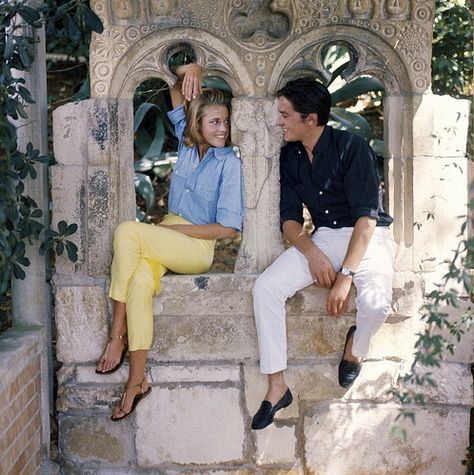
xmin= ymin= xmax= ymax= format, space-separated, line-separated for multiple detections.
xmin=251 ymin=388 xmax=293 ymax=430
xmin=338 ymin=325 xmax=362 ymax=388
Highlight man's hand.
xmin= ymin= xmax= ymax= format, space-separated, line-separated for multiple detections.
xmin=306 ymin=246 xmax=337 ymax=289
xmin=327 ymin=274 xmax=352 ymax=317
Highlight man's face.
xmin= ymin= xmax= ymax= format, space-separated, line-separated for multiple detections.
xmin=277 ymin=96 xmax=312 ymax=143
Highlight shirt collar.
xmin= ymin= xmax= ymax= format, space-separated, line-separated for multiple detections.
xmin=312 ymin=125 xmax=332 ymax=157
xmin=210 ymin=146 xmax=231 ymax=161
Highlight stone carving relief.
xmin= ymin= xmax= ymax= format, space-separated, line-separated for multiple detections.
xmin=228 ymin=0 xmax=291 ymax=48
xmin=381 ymin=0 xmax=411 ymax=20
xmin=89 ymin=0 xmax=434 ymax=97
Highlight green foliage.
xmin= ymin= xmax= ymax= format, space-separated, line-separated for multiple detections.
xmin=0 ymin=1 xmax=102 ymax=299
xmin=432 ymin=0 xmax=473 ymax=98
xmin=389 ymin=193 xmax=473 ymax=466
xmin=325 ymin=47 xmax=385 ymax=148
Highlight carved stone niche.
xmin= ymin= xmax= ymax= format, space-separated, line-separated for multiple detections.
xmin=342 ymin=0 xmax=375 ymax=20
xmin=381 ymin=0 xmax=411 ymax=20
xmin=109 ymin=0 xmax=141 ymax=24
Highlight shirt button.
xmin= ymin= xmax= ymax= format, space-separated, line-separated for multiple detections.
xmin=319 ymin=191 xmax=323 ymax=195
xmin=333 ymin=220 xmax=337 ymax=225
xmin=186 ymin=189 xmax=190 ymax=193
xmin=298 ymin=150 xmax=301 ymax=154
xmin=325 ymin=209 xmax=329 ymax=214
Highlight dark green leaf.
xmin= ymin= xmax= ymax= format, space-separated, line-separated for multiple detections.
xmin=134 ymin=172 xmax=155 ymax=214
xmin=331 ymin=76 xmax=385 ymax=105
xmin=83 ymin=6 xmax=104 ymax=34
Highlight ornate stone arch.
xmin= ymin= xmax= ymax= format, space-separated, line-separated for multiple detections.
xmin=268 ymin=25 xmax=412 ymax=94
xmin=92 ymin=28 xmax=254 ymax=99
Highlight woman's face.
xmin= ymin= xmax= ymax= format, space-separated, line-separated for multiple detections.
xmin=199 ymin=105 xmax=230 ymax=148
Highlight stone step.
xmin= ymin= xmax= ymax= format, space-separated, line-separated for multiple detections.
xmin=149 ymin=273 xmax=418 ymax=363
xmin=54 ymin=272 xmax=425 ymax=366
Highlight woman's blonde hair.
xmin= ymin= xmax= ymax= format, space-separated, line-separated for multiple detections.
xmin=183 ymin=88 xmax=231 ymax=148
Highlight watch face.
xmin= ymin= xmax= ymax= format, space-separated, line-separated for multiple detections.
xmin=341 ymin=267 xmax=352 ymax=276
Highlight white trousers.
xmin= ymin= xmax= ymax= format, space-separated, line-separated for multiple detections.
xmin=253 ymin=226 xmax=394 ymax=374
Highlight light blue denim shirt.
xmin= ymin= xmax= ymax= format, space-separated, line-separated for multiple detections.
xmin=166 ymin=105 xmax=244 ymax=231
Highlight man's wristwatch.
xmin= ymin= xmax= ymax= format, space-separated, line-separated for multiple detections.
xmin=339 ymin=266 xmax=355 ymax=277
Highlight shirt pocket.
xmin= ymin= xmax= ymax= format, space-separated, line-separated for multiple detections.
xmin=195 ymin=182 xmax=218 ymax=202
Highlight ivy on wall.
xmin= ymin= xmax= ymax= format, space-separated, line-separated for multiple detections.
xmin=0 ymin=1 xmax=103 ymax=327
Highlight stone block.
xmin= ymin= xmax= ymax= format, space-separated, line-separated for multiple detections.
xmin=52 ymin=101 xmax=88 ymax=167
xmin=411 ymin=92 xmax=435 ymax=157
xmin=287 ymin=316 xmax=355 ymax=358
xmin=87 ymin=165 xmax=113 ymax=275
xmin=156 ymin=273 xmax=255 ymax=316
xmin=136 ymin=386 xmax=245 ymax=465
xmin=55 ymin=286 xmax=109 ymax=364
xmin=404 ymin=362 xmax=473 ymax=406
xmin=150 ymin=314 xmax=258 ymax=362
xmin=149 ymin=364 xmax=240 ymax=383
xmin=244 ymin=360 xmax=407 ymax=419
xmin=50 ymin=164 xmax=86 ymax=275
xmin=391 ymin=271 xmax=417 ymax=317
xmin=56 ymin=383 xmax=120 ymax=413
xmin=76 ymin=365 xmax=129 ymax=384
xmin=255 ymin=424 xmax=297 ymax=465
xmin=59 ymin=416 xmax=134 ymax=467
xmin=304 ymin=403 xmax=470 ymax=475
xmin=366 ymin=317 xmax=423 ymax=359
xmin=433 ymin=95 xmax=470 ymax=158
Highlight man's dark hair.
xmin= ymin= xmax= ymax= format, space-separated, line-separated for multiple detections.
xmin=277 ymin=77 xmax=331 ymax=125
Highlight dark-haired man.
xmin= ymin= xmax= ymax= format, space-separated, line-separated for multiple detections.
xmin=251 ymin=78 xmax=394 ymax=430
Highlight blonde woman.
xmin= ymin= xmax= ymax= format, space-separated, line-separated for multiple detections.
xmin=95 ymin=64 xmax=244 ymax=421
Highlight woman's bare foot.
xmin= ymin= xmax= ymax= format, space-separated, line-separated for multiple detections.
xmin=95 ymin=335 xmax=127 ymax=374
xmin=111 ymin=378 xmax=151 ymax=420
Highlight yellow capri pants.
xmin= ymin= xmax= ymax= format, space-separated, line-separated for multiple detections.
xmin=109 ymin=214 xmax=215 ymax=351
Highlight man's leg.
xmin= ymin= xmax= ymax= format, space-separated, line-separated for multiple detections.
xmin=253 ymin=246 xmax=316 ymax=378
xmin=351 ymin=227 xmax=394 ymax=358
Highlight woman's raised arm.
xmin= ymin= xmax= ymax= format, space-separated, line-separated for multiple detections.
xmin=170 ymin=63 xmax=203 ymax=109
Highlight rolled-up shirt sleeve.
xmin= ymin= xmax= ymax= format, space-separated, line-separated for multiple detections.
xmin=343 ymin=136 xmax=380 ymax=222
xmin=216 ymin=155 xmax=244 ymax=231
xmin=167 ymin=105 xmax=186 ymax=142
xmin=280 ymin=153 xmax=304 ymax=230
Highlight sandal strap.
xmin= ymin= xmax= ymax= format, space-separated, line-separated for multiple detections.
xmin=119 ymin=378 xmax=148 ymax=411
xmin=125 ymin=378 xmax=147 ymax=395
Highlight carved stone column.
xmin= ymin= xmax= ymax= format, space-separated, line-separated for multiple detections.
xmin=233 ymin=97 xmax=284 ymax=274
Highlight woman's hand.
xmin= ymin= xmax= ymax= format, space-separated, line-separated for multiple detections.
xmin=170 ymin=63 xmax=203 ymax=108
xmin=181 ymin=64 xmax=202 ymax=101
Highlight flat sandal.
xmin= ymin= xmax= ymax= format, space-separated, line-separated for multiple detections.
xmin=111 ymin=378 xmax=151 ymax=421
xmin=95 ymin=334 xmax=127 ymax=374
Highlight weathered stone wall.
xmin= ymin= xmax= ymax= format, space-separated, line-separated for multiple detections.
xmin=0 ymin=327 xmax=48 ymax=475
xmin=51 ymin=0 xmax=473 ymax=473
xmin=54 ymin=275 xmax=473 ymax=473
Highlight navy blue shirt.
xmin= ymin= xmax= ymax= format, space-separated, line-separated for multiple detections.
xmin=280 ymin=125 xmax=393 ymax=230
